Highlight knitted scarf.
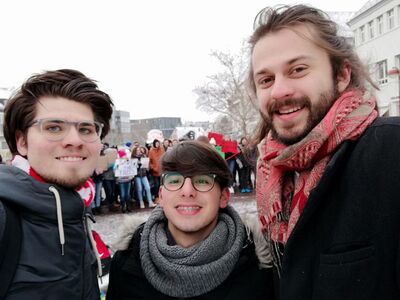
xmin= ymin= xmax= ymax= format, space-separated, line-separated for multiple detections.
xmin=256 ymin=89 xmax=378 ymax=244
xmin=140 ymin=205 xmax=246 ymax=298
xmin=11 ymin=154 xmax=94 ymax=207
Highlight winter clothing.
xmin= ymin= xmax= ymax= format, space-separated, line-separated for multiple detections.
xmin=257 ymin=114 xmax=400 ymax=298
xmin=106 ymin=206 xmax=275 ymax=300
xmin=0 ymin=165 xmax=99 ymax=299
xmin=148 ymin=146 xmax=164 ymax=177
xmin=257 ymin=89 xmax=377 ymax=244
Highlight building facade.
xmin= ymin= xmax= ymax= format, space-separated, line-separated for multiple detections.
xmin=130 ymin=117 xmax=182 ymax=144
xmin=348 ymin=0 xmax=400 ymax=116
xmin=104 ymin=110 xmax=132 ymax=146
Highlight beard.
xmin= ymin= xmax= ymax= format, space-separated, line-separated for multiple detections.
xmin=40 ymin=172 xmax=90 ymax=189
xmin=265 ymin=86 xmax=340 ymax=145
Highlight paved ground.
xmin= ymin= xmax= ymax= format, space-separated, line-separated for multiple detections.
xmin=92 ymin=192 xmax=257 ymax=248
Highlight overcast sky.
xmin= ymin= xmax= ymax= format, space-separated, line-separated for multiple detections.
xmin=1 ymin=0 xmax=368 ymax=122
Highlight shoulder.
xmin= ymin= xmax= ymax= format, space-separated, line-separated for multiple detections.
xmin=363 ymin=117 xmax=400 ymax=140
xmin=351 ymin=117 xmax=400 ymax=158
xmin=112 ymin=215 xmax=148 ymax=251
xmin=240 ymin=213 xmax=273 ymax=269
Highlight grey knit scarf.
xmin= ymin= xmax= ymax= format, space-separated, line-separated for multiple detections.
xmin=140 ymin=205 xmax=246 ymax=298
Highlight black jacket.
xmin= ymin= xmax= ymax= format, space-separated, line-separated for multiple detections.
xmin=0 ymin=166 xmax=99 ymax=300
xmin=275 ymin=117 xmax=400 ymax=299
xmin=106 ymin=224 xmax=275 ymax=300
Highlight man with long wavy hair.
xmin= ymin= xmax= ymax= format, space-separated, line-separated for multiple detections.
xmin=249 ymin=5 xmax=400 ymax=299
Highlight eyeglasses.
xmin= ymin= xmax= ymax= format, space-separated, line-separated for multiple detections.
xmin=30 ymin=118 xmax=104 ymax=143
xmin=161 ymin=173 xmax=217 ymax=192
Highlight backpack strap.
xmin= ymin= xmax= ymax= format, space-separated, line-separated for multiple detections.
xmin=0 ymin=201 xmax=22 ymax=300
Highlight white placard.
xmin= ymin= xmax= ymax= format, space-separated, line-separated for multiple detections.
xmin=114 ymin=158 xmax=137 ymax=177
xmin=140 ymin=157 xmax=149 ymax=169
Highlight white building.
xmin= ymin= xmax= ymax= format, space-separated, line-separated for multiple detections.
xmin=348 ymin=0 xmax=400 ymax=116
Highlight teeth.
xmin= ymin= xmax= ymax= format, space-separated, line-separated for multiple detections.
xmin=177 ymin=206 xmax=200 ymax=212
xmin=58 ymin=157 xmax=83 ymax=161
xmin=279 ymin=106 xmax=302 ymax=114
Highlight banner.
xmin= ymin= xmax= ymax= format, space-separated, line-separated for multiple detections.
xmin=221 ymin=140 xmax=239 ymax=154
xmin=114 ymin=158 xmax=137 ymax=177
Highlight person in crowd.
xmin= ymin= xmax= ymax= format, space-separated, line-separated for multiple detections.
xmin=236 ymin=137 xmax=253 ymax=193
xmin=148 ymin=139 xmax=165 ymax=202
xmin=139 ymin=145 xmax=148 ymax=156
xmin=249 ymin=5 xmax=400 ymax=299
xmin=114 ymin=149 xmax=134 ymax=213
xmin=102 ymin=144 xmax=119 ymax=212
xmin=225 ymin=143 xmax=239 ymax=194
xmin=91 ymin=169 xmax=104 ymax=215
xmin=0 ymin=154 xmax=3 ymax=164
xmin=196 ymin=135 xmax=210 ymax=143
xmin=91 ymin=145 xmax=107 ymax=214
xmin=162 ymin=138 xmax=172 ymax=152
xmin=106 ymin=140 xmax=274 ymax=299
xmin=0 ymin=69 xmax=113 ymax=299
xmin=131 ymin=146 xmax=156 ymax=209
xmin=171 ymin=138 xmax=179 ymax=146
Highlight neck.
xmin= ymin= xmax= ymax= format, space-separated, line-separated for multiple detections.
xmin=168 ymin=218 xmax=218 ymax=248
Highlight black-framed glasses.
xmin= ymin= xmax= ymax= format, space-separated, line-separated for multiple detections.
xmin=30 ymin=118 xmax=104 ymax=143
xmin=161 ymin=173 xmax=217 ymax=192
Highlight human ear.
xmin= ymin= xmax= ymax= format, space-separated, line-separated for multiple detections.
xmin=16 ymin=131 xmax=28 ymax=156
xmin=159 ymin=187 xmax=165 ymax=208
xmin=336 ymin=60 xmax=352 ymax=93
xmin=219 ymin=187 xmax=230 ymax=209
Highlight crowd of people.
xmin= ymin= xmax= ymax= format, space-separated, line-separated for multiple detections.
xmin=1 ymin=3 xmax=400 ymax=300
xmin=89 ymin=134 xmax=259 ymax=216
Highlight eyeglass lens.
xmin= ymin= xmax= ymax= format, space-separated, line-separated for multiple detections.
xmin=163 ymin=173 xmax=215 ymax=192
xmin=39 ymin=119 xmax=101 ymax=142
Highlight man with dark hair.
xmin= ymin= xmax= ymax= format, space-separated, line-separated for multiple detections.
xmin=0 ymin=69 xmax=113 ymax=299
xmin=249 ymin=5 xmax=400 ymax=299
xmin=106 ymin=140 xmax=274 ymax=299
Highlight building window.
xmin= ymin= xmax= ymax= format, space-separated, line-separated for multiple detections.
xmin=398 ymin=5 xmax=400 ymax=26
xmin=353 ymin=30 xmax=358 ymax=45
xmin=360 ymin=25 xmax=365 ymax=43
xmin=395 ymin=54 xmax=400 ymax=68
xmin=368 ymin=20 xmax=375 ymax=39
xmin=387 ymin=9 xmax=394 ymax=30
xmin=376 ymin=60 xmax=388 ymax=84
xmin=377 ymin=15 xmax=383 ymax=34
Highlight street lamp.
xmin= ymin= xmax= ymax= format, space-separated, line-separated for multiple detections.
xmin=388 ymin=67 xmax=400 ymax=116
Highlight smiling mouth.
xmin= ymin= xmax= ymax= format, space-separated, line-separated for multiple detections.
xmin=56 ymin=156 xmax=86 ymax=162
xmin=277 ymin=105 xmax=304 ymax=115
xmin=176 ymin=206 xmax=201 ymax=212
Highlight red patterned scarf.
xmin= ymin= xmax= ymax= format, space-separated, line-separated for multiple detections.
xmin=12 ymin=155 xmax=94 ymax=207
xmin=256 ymin=89 xmax=378 ymax=244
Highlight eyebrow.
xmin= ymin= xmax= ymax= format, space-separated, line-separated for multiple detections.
xmin=254 ymin=55 xmax=312 ymax=77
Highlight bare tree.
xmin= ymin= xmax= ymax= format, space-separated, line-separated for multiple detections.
xmin=193 ymin=44 xmax=259 ymax=138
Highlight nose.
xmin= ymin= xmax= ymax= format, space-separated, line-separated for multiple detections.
xmin=61 ymin=125 xmax=83 ymax=146
xmin=269 ymin=75 xmax=295 ymax=100
xmin=179 ymin=178 xmax=196 ymax=197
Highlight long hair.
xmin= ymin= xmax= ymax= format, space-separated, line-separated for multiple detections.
xmin=248 ymin=5 xmax=377 ymax=143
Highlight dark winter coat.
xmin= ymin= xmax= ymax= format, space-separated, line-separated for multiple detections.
xmin=106 ymin=223 xmax=275 ymax=300
xmin=0 ymin=166 xmax=99 ymax=300
xmin=274 ymin=117 xmax=400 ymax=299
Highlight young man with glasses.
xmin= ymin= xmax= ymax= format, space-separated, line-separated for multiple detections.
xmin=0 ymin=69 xmax=113 ymax=299
xmin=106 ymin=140 xmax=274 ymax=299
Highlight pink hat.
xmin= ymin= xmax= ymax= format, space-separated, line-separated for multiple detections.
xmin=118 ymin=150 xmax=126 ymax=158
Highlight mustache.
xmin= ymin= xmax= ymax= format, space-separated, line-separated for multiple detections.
xmin=268 ymin=97 xmax=311 ymax=114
